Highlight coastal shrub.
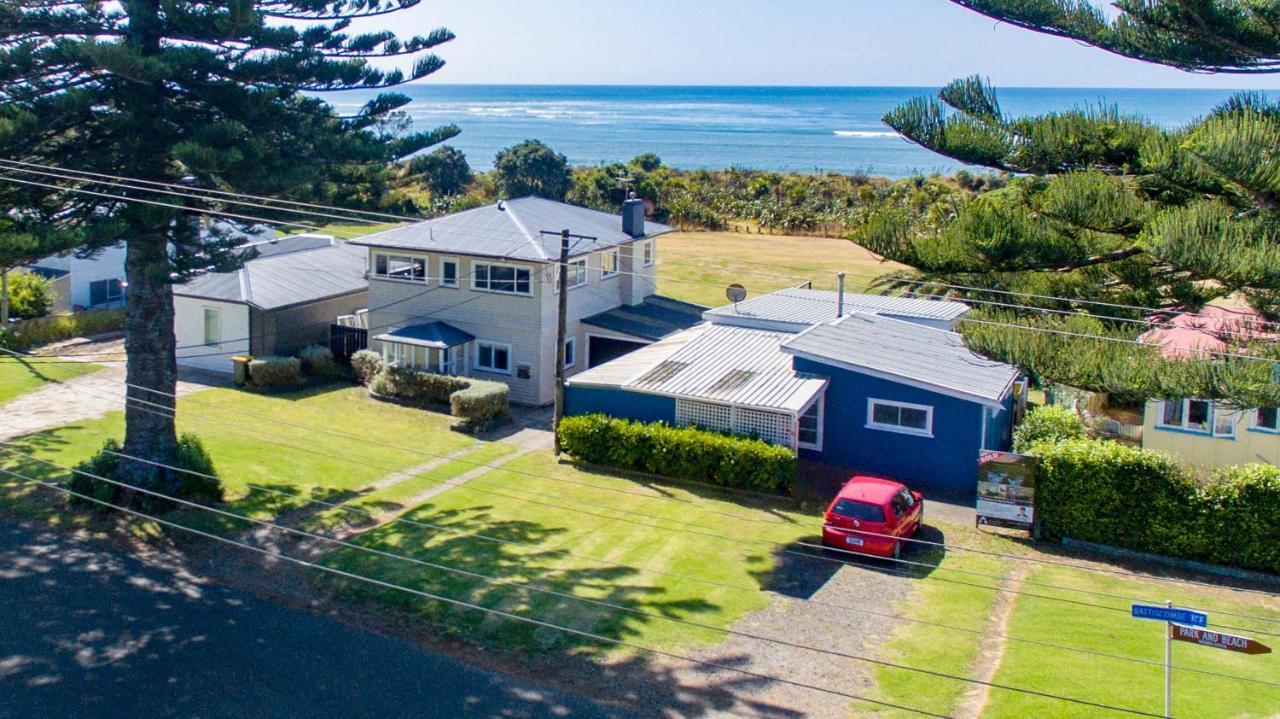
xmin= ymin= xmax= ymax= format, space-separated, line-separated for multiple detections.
xmin=297 ymin=345 xmax=334 ymax=377
xmin=0 ymin=308 xmax=124 ymax=350
xmin=7 ymin=273 xmax=53 ymax=319
xmin=247 ymin=356 xmax=302 ymax=388
xmin=1012 ymin=404 xmax=1087 ymax=453
xmin=449 ymin=380 xmax=509 ymax=426
xmin=1032 ymin=438 xmax=1280 ymax=574
xmin=68 ymin=434 xmax=223 ymax=512
xmin=557 ymin=414 xmax=794 ymax=493
xmin=350 ymin=349 xmax=384 ymax=385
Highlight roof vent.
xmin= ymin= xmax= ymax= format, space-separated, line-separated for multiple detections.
xmin=497 ymin=200 xmax=506 ymax=212
xmin=621 ymin=196 xmax=645 ymax=238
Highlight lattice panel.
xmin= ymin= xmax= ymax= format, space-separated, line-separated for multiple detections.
xmin=734 ymin=407 xmax=794 ymax=447
xmin=675 ymin=399 xmax=732 ymax=433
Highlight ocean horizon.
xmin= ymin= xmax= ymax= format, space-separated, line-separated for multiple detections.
xmin=326 ymin=84 xmax=1251 ymax=178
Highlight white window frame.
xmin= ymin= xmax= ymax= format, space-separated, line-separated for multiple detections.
xmin=1251 ymin=407 xmax=1280 ymax=434
xmin=475 ymin=340 xmax=513 ymax=375
xmin=202 ymin=306 xmax=221 ymax=347
xmin=554 ymin=257 xmax=588 ymax=292
xmin=473 ymin=262 xmax=533 ymax=296
xmin=866 ymin=398 xmax=934 ymax=438
xmin=563 ymin=337 xmax=576 ymax=369
xmin=1213 ymin=405 xmax=1236 ymax=438
xmin=440 ymin=257 xmax=459 ymax=288
xmin=600 ymin=250 xmax=620 ymax=279
xmin=1156 ymin=398 xmax=1213 ymax=434
xmin=642 ymin=241 xmax=654 ymax=267
xmin=372 ymin=252 xmax=427 ymax=283
xmin=797 ymin=395 xmax=824 ymax=451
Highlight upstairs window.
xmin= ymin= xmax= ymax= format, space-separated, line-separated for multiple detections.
xmin=440 ymin=258 xmax=459 ymax=288
xmin=555 ymin=258 xmax=587 ymax=291
xmin=642 ymin=241 xmax=654 ymax=267
xmin=600 ymin=250 xmax=620 ymax=279
xmin=373 ymin=253 xmax=426 ymax=283
xmin=474 ymin=263 xmax=532 ymax=295
xmin=866 ymin=398 xmax=933 ymax=437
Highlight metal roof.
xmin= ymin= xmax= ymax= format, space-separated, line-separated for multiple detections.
xmin=375 ymin=321 xmax=475 ymax=349
xmin=174 ymin=237 xmax=367 ymax=311
xmin=781 ymin=312 xmax=1019 ymax=406
xmin=581 ymin=295 xmax=707 ymax=341
xmin=570 ymin=323 xmax=827 ymax=414
xmin=704 ymin=287 xmax=970 ymax=330
xmin=350 ymin=197 xmax=673 ymax=262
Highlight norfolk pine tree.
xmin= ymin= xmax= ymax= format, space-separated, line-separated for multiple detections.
xmin=858 ymin=1 xmax=1280 ymax=406
xmin=0 ymin=0 xmax=458 ymax=492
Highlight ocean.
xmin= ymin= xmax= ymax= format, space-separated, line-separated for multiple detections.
xmin=327 ymin=85 xmax=1248 ymax=178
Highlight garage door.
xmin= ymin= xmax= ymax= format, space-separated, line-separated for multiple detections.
xmin=587 ymin=336 xmax=648 ymax=368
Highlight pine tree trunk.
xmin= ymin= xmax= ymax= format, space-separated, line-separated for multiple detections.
xmin=121 ymin=231 xmax=177 ymax=489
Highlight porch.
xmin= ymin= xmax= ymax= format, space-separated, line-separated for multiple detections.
xmin=373 ymin=321 xmax=475 ymax=376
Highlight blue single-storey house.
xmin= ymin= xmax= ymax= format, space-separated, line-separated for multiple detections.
xmin=565 ymin=289 xmax=1021 ymax=492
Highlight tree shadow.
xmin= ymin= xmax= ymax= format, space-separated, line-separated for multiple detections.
xmin=753 ymin=524 xmax=950 ymax=600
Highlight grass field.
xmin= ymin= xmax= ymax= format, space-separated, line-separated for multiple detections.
xmin=0 ymin=356 xmax=102 ymax=406
xmin=655 ymin=230 xmax=905 ymax=307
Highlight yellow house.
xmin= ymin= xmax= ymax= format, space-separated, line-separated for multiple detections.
xmin=1142 ymin=399 xmax=1280 ymax=470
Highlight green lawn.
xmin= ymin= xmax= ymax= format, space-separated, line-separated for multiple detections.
xmin=0 ymin=356 xmax=103 ymax=406
xmin=655 ymin=230 xmax=905 ymax=308
xmin=321 ymin=450 xmax=819 ymax=655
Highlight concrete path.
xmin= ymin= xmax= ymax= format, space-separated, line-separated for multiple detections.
xmin=0 ymin=339 xmax=227 ymax=441
xmin=0 ymin=518 xmax=633 ymax=719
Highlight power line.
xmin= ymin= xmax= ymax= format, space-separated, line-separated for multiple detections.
xmin=0 ymin=447 xmax=1189 ymax=717
xmin=0 ymin=463 xmax=953 ymax=719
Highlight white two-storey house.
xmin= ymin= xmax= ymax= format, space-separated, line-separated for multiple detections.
xmin=351 ymin=197 xmax=704 ymax=405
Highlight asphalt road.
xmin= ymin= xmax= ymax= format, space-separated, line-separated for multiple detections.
xmin=0 ymin=520 xmax=632 ymax=719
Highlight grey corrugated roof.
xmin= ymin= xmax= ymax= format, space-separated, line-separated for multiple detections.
xmin=581 ymin=295 xmax=707 ymax=341
xmin=780 ymin=312 xmax=1018 ymax=406
xmin=704 ymin=288 xmax=970 ymax=330
xmin=375 ymin=321 xmax=474 ymax=349
xmin=349 ymin=197 xmax=673 ymax=262
xmin=570 ymin=323 xmax=827 ymax=414
xmin=568 ymin=324 xmax=712 ymax=387
xmin=175 ymin=239 xmax=367 ymax=311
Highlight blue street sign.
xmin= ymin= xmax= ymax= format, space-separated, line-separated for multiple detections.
xmin=1132 ymin=603 xmax=1208 ymax=627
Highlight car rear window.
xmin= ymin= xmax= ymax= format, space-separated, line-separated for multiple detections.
xmin=832 ymin=499 xmax=885 ymax=522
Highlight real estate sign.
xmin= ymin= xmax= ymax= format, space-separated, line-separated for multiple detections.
xmin=976 ymin=451 xmax=1036 ymax=532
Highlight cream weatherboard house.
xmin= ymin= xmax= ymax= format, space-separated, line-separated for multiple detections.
xmin=351 ymin=197 xmax=703 ymax=405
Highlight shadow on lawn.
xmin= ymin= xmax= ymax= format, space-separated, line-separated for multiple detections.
xmin=759 ymin=523 xmax=951 ymax=600
xmin=3 ymin=354 xmax=63 ymax=384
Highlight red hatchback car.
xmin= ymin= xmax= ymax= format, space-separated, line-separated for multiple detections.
xmin=822 ymin=475 xmax=924 ymax=559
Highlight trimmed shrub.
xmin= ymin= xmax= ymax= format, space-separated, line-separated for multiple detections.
xmin=297 ymin=345 xmax=334 ymax=377
xmin=7 ymin=272 xmax=53 ymax=319
xmin=0 ymin=308 xmax=124 ymax=350
xmin=248 ymin=356 xmax=302 ymax=387
xmin=1032 ymin=438 xmax=1280 ymax=574
xmin=1012 ymin=404 xmax=1087 ymax=453
xmin=557 ymin=414 xmax=794 ymax=493
xmin=350 ymin=349 xmax=384 ymax=385
xmin=450 ymin=379 xmax=509 ymax=426
xmin=68 ymin=434 xmax=223 ymax=512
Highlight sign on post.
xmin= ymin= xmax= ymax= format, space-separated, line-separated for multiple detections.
xmin=976 ymin=451 xmax=1036 ymax=532
xmin=1169 ymin=624 xmax=1271 ymax=655
xmin=1131 ymin=603 xmax=1208 ymax=627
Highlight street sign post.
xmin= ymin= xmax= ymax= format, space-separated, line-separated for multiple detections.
xmin=1131 ymin=603 xmax=1207 ymax=627
xmin=1169 ymin=623 xmax=1271 ymax=655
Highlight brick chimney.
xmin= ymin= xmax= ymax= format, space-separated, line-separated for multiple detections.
xmin=621 ymin=196 xmax=645 ymax=238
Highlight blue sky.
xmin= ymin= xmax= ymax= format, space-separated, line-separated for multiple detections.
xmin=372 ymin=0 xmax=1275 ymax=89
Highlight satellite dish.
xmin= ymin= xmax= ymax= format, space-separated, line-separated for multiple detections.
xmin=725 ymin=283 xmax=747 ymax=304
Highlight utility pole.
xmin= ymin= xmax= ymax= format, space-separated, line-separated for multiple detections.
xmin=540 ymin=228 xmax=597 ymax=456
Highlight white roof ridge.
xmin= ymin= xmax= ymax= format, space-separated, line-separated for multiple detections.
xmin=237 ymin=267 xmax=252 ymax=304
xmin=501 ymin=198 xmax=549 ymax=261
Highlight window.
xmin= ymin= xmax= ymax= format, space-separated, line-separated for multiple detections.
xmin=474 ymin=263 xmax=532 ymax=295
xmin=89 ymin=278 xmax=123 ymax=306
xmin=600 ymin=250 xmax=620 ymax=278
xmin=437 ymin=346 xmax=460 ymax=375
xmin=1214 ymin=407 xmax=1236 ymax=438
xmin=202 ymin=307 xmax=221 ymax=346
xmin=641 ymin=241 xmax=654 ymax=267
xmin=382 ymin=342 xmax=415 ymax=369
xmin=831 ymin=499 xmax=885 ymax=523
xmin=866 ymin=398 xmax=933 ymax=437
xmin=1157 ymin=399 xmax=1212 ymax=433
xmin=563 ymin=337 xmax=576 ymax=368
xmin=440 ymin=258 xmax=459 ymax=288
xmin=798 ymin=397 xmax=823 ymax=450
xmin=556 ymin=258 xmax=587 ymax=291
xmin=475 ymin=341 xmax=511 ymax=374
xmin=1253 ymin=407 xmax=1280 ymax=433
xmin=373 ymin=253 xmax=426 ymax=283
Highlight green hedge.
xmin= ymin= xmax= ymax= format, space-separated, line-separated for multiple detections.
xmin=69 ymin=434 xmax=223 ymax=512
xmin=298 ymin=345 xmax=334 ymax=377
xmin=557 ymin=414 xmax=794 ymax=493
xmin=1012 ymin=404 xmax=1087 ymax=453
xmin=450 ymin=380 xmax=509 ymax=425
xmin=350 ymin=349 xmax=384 ymax=385
xmin=0 ymin=308 xmax=124 ymax=350
xmin=1033 ymin=438 xmax=1280 ymax=574
xmin=248 ymin=356 xmax=302 ymax=387
xmin=368 ymin=366 xmax=509 ymax=426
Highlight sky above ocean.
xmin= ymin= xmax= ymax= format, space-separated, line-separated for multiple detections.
xmin=330 ymin=85 xmax=1249 ymax=178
